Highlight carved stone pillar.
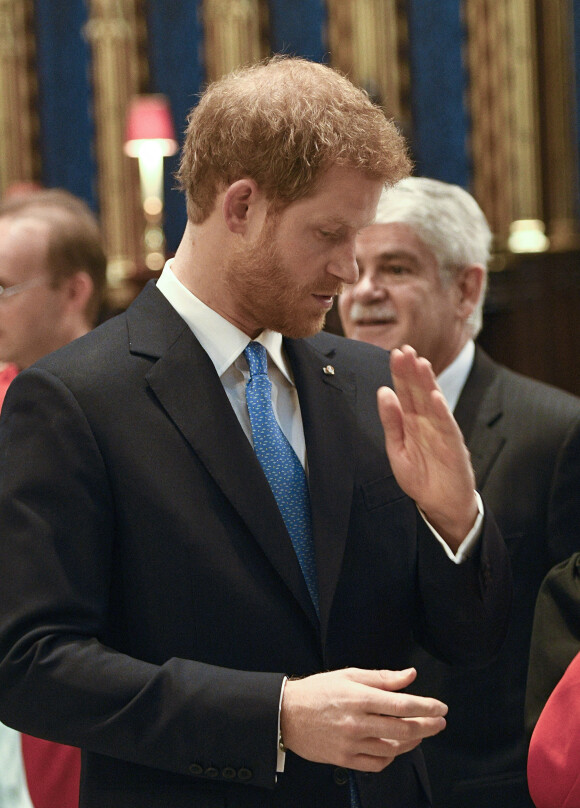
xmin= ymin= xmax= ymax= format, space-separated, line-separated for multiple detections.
xmin=202 ymin=0 xmax=269 ymax=82
xmin=326 ymin=0 xmax=410 ymax=123
xmin=0 ymin=0 xmax=38 ymax=194
xmin=85 ymin=0 xmax=147 ymax=284
xmin=465 ymin=0 xmax=544 ymax=245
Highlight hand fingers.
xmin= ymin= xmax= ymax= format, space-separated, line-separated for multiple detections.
xmin=344 ymin=668 xmax=447 ymax=717
xmin=376 ymin=386 xmax=403 ymax=455
xmin=390 ymin=345 xmax=441 ymax=416
xmin=338 ymin=715 xmax=448 ymax=772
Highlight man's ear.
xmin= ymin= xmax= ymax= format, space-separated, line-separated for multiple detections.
xmin=63 ymin=270 xmax=94 ymax=316
xmin=222 ymin=178 xmax=263 ymax=234
xmin=456 ymin=264 xmax=485 ymax=319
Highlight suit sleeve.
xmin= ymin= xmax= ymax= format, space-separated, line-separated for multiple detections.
xmin=413 ymin=500 xmax=512 ymax=668
xmin=0 ymin=369 xmax=284 ymax=788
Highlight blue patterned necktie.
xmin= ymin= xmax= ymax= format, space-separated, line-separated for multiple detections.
xmin=244 ymin=342 xmax=361 ymax=808
xmin=243 ymin=341 xmax=319 ymax=615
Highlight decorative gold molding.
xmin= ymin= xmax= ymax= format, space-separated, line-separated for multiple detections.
xmin=465 ymin=0 xmax=543 ymax=245
xmin=85 ymin=0 xmax=147 ymax=283
xmin=0 ymin=0 xmax=38 ymax=194
xmin=326 ymin=0 xmax=410 ymax=123
xmin=202 ymin=0 xmax=269 ymax=82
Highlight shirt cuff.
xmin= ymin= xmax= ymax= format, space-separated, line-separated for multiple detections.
xmin=418 ymin=490 xmax=484 ymax=564
xmin=276 ymin=676 xmax=288 ymax=773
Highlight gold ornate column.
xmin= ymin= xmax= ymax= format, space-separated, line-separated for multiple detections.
xmin=85 ymin=0 xmax=147 ymax=285
xmin=0 ymin=0 xmax=38 ymax=194
xmin=536 ymin=0 xmax=578 ymax=249
xmin=202 ymin=0 xmax=269 ymax=82
xmin=326 ymin=0 xmax=410 ymax=122
xmin=465 ymin=0 xmax=544 ymax=245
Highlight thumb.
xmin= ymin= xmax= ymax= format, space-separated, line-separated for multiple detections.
xmin=376 ymin=667 xmax=418 ymax=691
xmin=350 ymin=667 xmax=418 ymax=691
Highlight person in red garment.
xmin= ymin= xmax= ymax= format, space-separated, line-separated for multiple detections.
xmin=526 ymin=553 xmax=580 ymax=808
xmin=0 ymin=188 xmax=107 ymax=808
xmin=527 ymin=651 xmax=580 ymax=808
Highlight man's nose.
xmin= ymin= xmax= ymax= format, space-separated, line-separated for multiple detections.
xmin=352 ymin=270 xmax=385 ymax=301
xmin=328 ymin=241 xmax=359 ymax=285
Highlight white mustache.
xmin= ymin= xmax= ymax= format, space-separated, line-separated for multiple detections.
xmin=348 ymin=302 xmax=397 ymax=323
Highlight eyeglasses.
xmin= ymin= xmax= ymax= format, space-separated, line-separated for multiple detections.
xmin=0 ymin=276 xmax=47 ymax=300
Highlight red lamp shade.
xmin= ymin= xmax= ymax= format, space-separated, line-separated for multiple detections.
xmin=124 ymin=94 xmax=178 ymax=157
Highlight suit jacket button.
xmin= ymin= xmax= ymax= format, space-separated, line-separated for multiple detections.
xmin=222 ymin=767 xmax=236 ymax=780
xmin=237 ymin=767 xmax=253 ymax=781
xmin=204 ymin=766 xmax=219 ymax=778
xmin=188 ymin=763 xmax=203 ymax=776
xmin=333 ymin=767 xmax=349 ymax=786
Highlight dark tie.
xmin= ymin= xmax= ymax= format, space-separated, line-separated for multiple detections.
xmin=244 ymin=341 xmax=319 ymax=614
xmin=244 ymin=342 xmax=362 ymax=807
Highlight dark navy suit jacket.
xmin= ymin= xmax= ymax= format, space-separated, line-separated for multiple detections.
xmin=0 ymin=285 xmax=511 ymax=808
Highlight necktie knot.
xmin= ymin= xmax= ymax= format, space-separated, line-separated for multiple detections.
xmin=244 ymin=341 xmax=269 ymax=378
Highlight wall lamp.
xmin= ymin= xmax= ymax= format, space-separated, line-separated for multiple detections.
xmin=124 ymin=94 xmax=178 ymax=271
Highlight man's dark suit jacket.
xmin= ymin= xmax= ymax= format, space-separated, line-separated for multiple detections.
xmin=408 ymin=347 xmax=580 ymax=808
xmin=0 ymin=285 xmax=511 ymax=808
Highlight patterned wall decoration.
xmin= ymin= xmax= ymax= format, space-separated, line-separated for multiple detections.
xmin=465 ymin=0 xmax=578 ymax=250
xmin=203 ymin=0 xmax=269 ymax=81
xmin=326 ymin=0 xmax=410 ymax=127
xmin=1 ymin=0 xmax=579 ymax=289
xmin=465 ymin=0 xmax=544 ymax=244
xmin=0 ymin=0 xmax=38 ymax=193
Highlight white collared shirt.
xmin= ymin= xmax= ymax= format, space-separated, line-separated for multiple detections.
xmin=156 ymin=263 xmax=306 ymax=469
xmin=437 ymin=339 xmax=475 ymax=413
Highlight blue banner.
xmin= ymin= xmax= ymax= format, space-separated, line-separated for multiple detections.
xmin=407 ymin=0 xmax=470 ymax=187
xmin=34 ymin=0 xmax=96 ymax=210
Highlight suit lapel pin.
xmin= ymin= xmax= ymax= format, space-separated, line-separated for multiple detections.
xmin=322 ymin=365 xmax=335 ymax=376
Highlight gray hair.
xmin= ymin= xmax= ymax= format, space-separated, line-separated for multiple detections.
xmin=374 ymin=177 xmax=492 ymax=337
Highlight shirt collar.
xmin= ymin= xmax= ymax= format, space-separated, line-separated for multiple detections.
xmin=437 ymin=339 xmax=475 ymax=412
xmin=155 ymin=262 xmax=294 ymax=383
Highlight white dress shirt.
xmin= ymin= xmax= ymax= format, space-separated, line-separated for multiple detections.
xmin=437 ymin=339 xmax=475 ymax=413
xmin=156 ymin=264 xmax=307 ymax=469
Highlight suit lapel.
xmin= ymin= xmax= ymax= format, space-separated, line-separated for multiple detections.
xmin=126 ymin=284 xmax=319 ymax=626
xmin=455 ymin=347 xmax=506 ymax=488
xmin=285 ymin=338 xmax=357 ymax=630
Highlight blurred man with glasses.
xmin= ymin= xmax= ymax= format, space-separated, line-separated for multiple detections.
xmin=0 ymin=188 xmax=107 ymax=808
xmin=0 ymin=189 xmax=106 ymax=372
